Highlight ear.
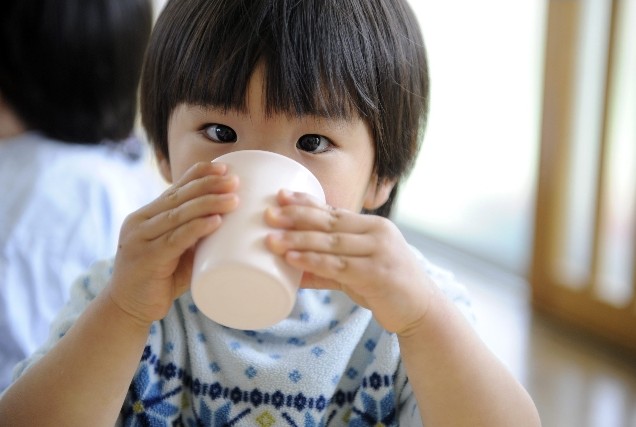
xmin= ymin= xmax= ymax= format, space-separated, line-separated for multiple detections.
xmin=363 ymin=175 xmax=396 ymax=211
xmin=0 ymin=93 xmax=26 ymax=139
xmin=154 ymin=148 xmax=173 ymax=183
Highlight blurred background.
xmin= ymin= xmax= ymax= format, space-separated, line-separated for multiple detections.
xmin=396 ymin=1 xmax=636 ymax=426
xmin=150 ymin=0 xmax=636 ymax=425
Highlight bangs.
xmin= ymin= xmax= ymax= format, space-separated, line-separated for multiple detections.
xmin=160 ymin=0 xmax=382 ymax=120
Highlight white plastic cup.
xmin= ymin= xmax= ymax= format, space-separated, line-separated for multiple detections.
xmin=191 ymin=150 xmax=325 ymax=330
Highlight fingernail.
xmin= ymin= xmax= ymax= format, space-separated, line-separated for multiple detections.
xmin=220 ymin=174 xmax=237 ymax=183
xmin=268 ymin=231 xmax=285 ymax=244
xmin=266 ymin=207 xmax=293 ymax=227
xmin=210 ymin=162 xmax=227 ymax=172
xmin=268 ymin=206 xmax=282 ymax=216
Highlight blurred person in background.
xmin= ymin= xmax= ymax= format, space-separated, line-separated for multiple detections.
xmin=0 ymin=0 xmax=164 ymax=391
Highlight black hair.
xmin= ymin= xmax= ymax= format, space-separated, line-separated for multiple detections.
xmin=141 ymin=0 xmax=429 ymax=217
xmin=0 ymin=0 xmax=153 ymax=143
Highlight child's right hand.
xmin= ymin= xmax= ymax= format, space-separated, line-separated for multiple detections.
xmin=108 ymin=161 xmax=239 ymax=326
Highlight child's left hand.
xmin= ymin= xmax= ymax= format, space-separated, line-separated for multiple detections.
xmin=265 ymin=189 xmax=436 ymax=335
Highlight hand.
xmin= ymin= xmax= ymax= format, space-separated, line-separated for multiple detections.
xmin=108 ymin=162 xmax=239 ymax=326
xmin=265 ymin=190 xmax=436 ymax=334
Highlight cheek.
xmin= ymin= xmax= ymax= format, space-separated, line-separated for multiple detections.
xmin=167 ymin=152 xmax=189 ymax=181
xmin=313 ymin=157 xmax=375 ymax=212
xmin=320 ymin=181 xmax=368 ymax=212
xmin=167 ymin=139 xmax=208 ymax=181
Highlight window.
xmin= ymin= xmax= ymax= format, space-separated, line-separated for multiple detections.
xmin=397 ymin=0 xmax=547 ymax=275
xmin=532 ymin=0 xmax=636 ymax=354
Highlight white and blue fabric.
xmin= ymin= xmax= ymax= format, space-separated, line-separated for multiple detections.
xmin=14 ymin=248 xmax=473 ymax=426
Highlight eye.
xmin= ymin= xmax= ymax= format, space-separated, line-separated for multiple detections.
xmin=202 ymin=124 xmax=237 ymax=143
xmin=296 ymin=134 xmax=332 ymax=153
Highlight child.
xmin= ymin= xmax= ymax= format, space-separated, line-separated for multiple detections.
xmin=0 ymin=0 xmax=541 ymax=425
xmin=0 ymin=0 xmax=164 ymax=391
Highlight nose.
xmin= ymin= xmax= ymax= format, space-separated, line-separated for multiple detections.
xmin=228 ymin=111 xmax=300 ymax=160
xmin=239 ymin=139 xmax=297 ymax=161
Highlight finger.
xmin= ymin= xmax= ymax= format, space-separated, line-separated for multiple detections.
xmin=287 ymin=251 xmax=397 ymax=308
xmin=140 ymin=162 xmax=237 ymax=219
xmin=284 ymin=250 xmax=369 ymax=284
xmin=172 ymin=247 xmax=196 ymax=294
xmin=299 ymin=273 xmax=369 ymax=310
xmin=299 ymin=271 xmax=342 ymax=290
xmin=265 ymin=203 xmax=378 ymax=234
xmin=175 ymin=161 xmax=228 ymax=187
xmin=139 ymin=192 xmax=238 ymax=239
xmin=275 ymin=189 xmax=325 ymax=209
xmin=266 ymin=230 xmax=374 ymax=257
xmin=148 ymin=214 xmax=223 ymax=260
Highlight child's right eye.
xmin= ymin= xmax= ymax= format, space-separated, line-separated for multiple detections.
xmin=202 ymin=124 xmax=237 ymax=143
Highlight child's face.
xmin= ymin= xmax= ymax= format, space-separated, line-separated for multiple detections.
xmin=157 ymin=66 xmax=393 ymax=213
